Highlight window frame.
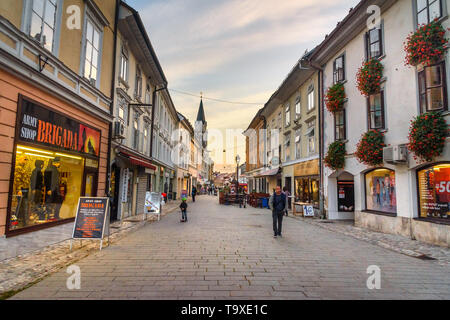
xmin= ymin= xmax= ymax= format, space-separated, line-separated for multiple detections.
xmin=418 ymin=61 xmax=448 ymax=113
xmin=367 ymin=90 xmax=386 ymax=130
xmin=119 ymin=45 xmax=129 ymax=84
xmin=135 ymin=65 xmax=143 ymax=99
xmin=295 ymin=129 xmax=301 ymax=159
xmin=285 ymin=103 xmax=291 ymax=127
xmin=81 ymin=16 xmax=103 ymax=87
xmin=333 ymin=54 xmax=346 ymax=84
xmin=307 ymin=87 xmax=315 ymax=111
xmin=416 ymin=0 xmax=443 ymax=26
xmin=24 ymin=0 xmax=62 ymax=55
xmin=365 ymin=25 xmax=383 ymax=60
xmin=295 ymin=96 xmax=301 ymax=119
xmin=334 ymin=109 xmax=346 ymax=141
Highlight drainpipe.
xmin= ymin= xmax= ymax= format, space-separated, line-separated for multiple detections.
xmin=309 ymin=60 xmax=325 ymax=219
xmin=106 ymin=0 xmax=120 ymax=197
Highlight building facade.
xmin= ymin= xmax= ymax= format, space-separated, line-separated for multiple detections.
xmin=0 ymin=0 xmax=116 ymax=236
xmin=310 ymin=0 xmax=450 ymax=245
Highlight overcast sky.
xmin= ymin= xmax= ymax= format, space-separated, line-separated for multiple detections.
xmin=126 ymin=0 xmax=360 ymax=166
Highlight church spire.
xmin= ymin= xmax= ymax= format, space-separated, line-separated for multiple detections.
xmin=196 ymin=94 xmax=206 ymax=124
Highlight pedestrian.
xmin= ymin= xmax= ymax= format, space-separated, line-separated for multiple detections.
xmin=192 ymin=186 xmax=197 ymax=202
xmin=282 ymin=186 xmax=290 ymax=216
xmin=180 ymin=197 xmax=188 ymax=222
xmin=269 ymin=186 xmax=286 ymax=238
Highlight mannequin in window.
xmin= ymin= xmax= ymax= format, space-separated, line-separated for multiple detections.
xmin=44 ymin=158 xmax=63 ymax=220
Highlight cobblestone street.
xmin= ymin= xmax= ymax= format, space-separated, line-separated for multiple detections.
xmin=10 ymin=196 xmax=450 ymax=300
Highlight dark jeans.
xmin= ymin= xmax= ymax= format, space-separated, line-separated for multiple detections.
xmin=181 ymin=209 xmax=187 ymax=221
xmin=272 ymin=210 xmax=284 ymax=235
xmin=192 ymin=194 xmax=196 ymax=202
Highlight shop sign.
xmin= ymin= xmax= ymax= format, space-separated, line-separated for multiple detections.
xmin=145 ymin=192 xmax=161 ymax=221
xmin=121 ymin=168 xmax=129 ymax=203
xmin=294 ymin=159 xmax=319 ymax=176
xmin=303 ymin=205 xmax=314 ymax=217
xmin=72 ymin=197 xmax=109 ymax=239
xmin=18 ymin=98 xmax=101 ymax=157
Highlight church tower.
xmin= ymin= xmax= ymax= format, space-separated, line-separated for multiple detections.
xmin=195 ymin=96 xmax=207 ymax=149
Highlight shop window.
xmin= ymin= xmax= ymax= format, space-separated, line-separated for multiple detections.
xmin=417 ymin=163 xmax=449 ymax=220
xmin=365 ymin=168 xmax=397 ymax=214
xmin=367 ymin=91 xmax=385 ymax=130
xmin=333 ymin=54 xmax=345 ymax=84
xmin=416 ymin=0 xmax=442 ymax=26
xmin=418 ymin=62 xmax=447 ymax=112
xmin=9 ymin=145 xmax=85 ymax=231
xmin=29 ymin=0 xmax=58 ymax=52
xmin=294 ymin=176 xmax=319 ymax=207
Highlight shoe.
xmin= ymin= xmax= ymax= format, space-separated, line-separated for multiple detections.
xmin=273 ymin=234 xmax=277 ymax=238
xmin=278 ymin=233 xmax=282 ymax=238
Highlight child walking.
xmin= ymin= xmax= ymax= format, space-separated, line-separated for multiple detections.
xmin=180 ymin=197 xmax=188 ymax=222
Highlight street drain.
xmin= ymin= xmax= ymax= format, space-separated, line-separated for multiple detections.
xmin=415 ymin=254 xmax=436 ymax=260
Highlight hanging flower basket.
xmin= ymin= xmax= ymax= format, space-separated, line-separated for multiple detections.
xmin=325 ymin=82 xmax=346 ymax=113
xmin=408 ymin=112 xmax=448 ymax=163
xmin=355 ymin=130 xmax=386 ymax=166
xmin=404 ymin=19 xmax=449 ymax=67
xmin=356 ymin=58 xmax=383 ymax=96
xmin=324 ymin=141 xmax=346 ymax=171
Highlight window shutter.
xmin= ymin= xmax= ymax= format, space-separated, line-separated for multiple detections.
xmin=380 ymin=90 xmax=385 ymax=129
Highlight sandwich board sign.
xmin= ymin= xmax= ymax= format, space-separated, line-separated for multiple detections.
xmin=71 ymin=197 xmax=110 ymax=250
xmin=144 ymin=192 xmax=162 ymax=221
xmin=303 ymin=205 xmax=314 ymax=217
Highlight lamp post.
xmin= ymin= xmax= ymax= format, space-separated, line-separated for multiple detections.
xmin=235 ymin=155 xmax=240 ymax=195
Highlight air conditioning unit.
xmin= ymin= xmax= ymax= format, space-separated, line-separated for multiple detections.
xmin=113 ymin=121 xmax=125 ymax=139
xmin=383 ymin=144 xmax=407 ymax=164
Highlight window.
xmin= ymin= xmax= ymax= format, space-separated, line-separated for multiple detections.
xmin=333 ymin=55 xmax=345 ymax=83
xmin=284 ymin=135 xmax=291 ymax=162
xmin=83 ymin=19 xmax=101 ymax=85
xmin=295 ymin=129 xmax=301 ymax=159
xmin=285 ymin=104 xmax=290 ymax=127
xmin=307 ymin=87 xmax=315 ymax=111
xmin=295 ymin=177 xmax=319 ymax=207
xmin=295 ymin=97 xmax=301 ymax=119
xmin=417 ymin=163 xmax=450 ymax=220
xmin=365 ymin=168 xmax=396 ymax=214
xmin=366 ymin=27 xmax=383 ymax=59
xmin=367 ymin=91 xmax=385 ymax=130
xmin=417 ymin=0 xmax=442 ymax=26
xmin=418 ymin=62 xmax=447 ymax=112
xmin=145 ymin=84 xmax=151 ymax=104
xmin=144 ymin=126 xmax=148 ymax=155
xmin=335 ymin=109 xmax=346 ymax=141
xmin=306 ymin=121 xmax=315 ymax=154
xmin=118 ymin=96 xmax=126 ymax=121
xmin=133 ymin=112 xmax=139 ymax=150
xmin=119 ymin=46 xmax=129 ymax=82
xmin=29 ymin=0 xmax=58 ymax=52
xmin=135 ymin=65 xmax=142 ymax=99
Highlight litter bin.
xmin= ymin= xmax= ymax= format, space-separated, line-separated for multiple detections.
xmin=261 ymin=197 xmax=268 ymax=208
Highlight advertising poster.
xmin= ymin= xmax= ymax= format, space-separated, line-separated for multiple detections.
xmin=72 ymin=197 xmax=109 ymax=239
xmin=366 ymin=169 xmax=396 ymax=213
xmin=418 ymin=165 xmax=450 ymax=219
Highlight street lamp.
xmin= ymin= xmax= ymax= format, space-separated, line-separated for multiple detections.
xmin=235 ymin=155 xmax=240 ymax=195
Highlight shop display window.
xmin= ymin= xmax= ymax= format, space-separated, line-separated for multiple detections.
xmin=417 ymin=163 xmax=450 ymax=220
xmin=294 ymin=176 xmax=319 ymax=207
xmin=365 ymin=168 xmax=396 ymax=214
xmin=9 ymin=145 xmax=85 ymax=230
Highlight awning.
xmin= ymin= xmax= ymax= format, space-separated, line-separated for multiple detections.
xmin=117 ymin=148 xmax=157 ymax=170
xmin=256 ymin=167 xmax=280 ymax=177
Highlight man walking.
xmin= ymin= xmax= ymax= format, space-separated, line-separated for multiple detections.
xmin=192 ymin=186 xmax=197 ymax=202
xmin=269 ymin=186 xmax=286 ymax=238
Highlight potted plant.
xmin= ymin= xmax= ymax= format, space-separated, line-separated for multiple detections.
xmin=355 ymin=130 xmax=386 ymax=166
xmin=356 ymin=58 xmax=383 ymax=96
xmin=324 ymin=141 xmax=346 ymax=171
xmin=325 ymin=82 xmax=346 ymax=113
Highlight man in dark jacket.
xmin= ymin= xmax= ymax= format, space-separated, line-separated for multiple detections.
xmin=192 ymin=186 xmax=197 ymax=202
xmin=269 ymin=186 xmax=286 ymax=238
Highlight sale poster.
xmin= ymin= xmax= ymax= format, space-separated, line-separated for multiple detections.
xmin=418 ymin=164 xmax=450 ymax=219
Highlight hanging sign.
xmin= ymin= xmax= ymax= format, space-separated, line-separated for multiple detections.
xmin=121 ymin=168 xmax=129 ymax=203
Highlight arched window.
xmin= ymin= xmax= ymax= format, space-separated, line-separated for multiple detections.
xmin=365 ymin=168 xmax=396 ymax=214
xmin=417 ymin=163 xmax=450 ymax=221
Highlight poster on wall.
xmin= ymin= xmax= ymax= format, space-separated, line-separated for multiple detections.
xmin=418 ymin=164 xmax=450 ymax=219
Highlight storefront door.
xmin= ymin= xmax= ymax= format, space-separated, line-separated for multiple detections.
xmin=337 ymin=181 xmax=354 ymax=212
